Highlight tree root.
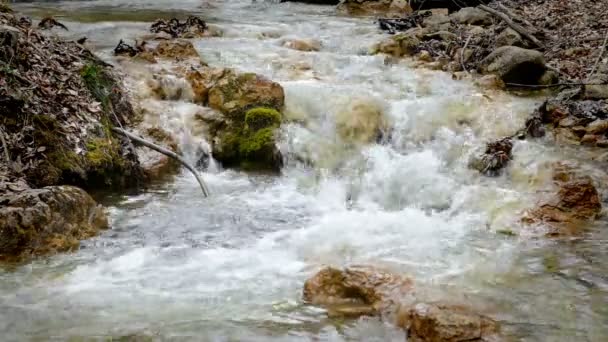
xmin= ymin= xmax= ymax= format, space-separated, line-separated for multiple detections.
xmin=111 ymin=127 xmax=210 ymax=197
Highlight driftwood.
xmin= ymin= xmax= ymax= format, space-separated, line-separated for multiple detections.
xmin=478 ymin=4 xmax=543 ymax=48
xmin=111 ymin=127 xmax=210 ymax=197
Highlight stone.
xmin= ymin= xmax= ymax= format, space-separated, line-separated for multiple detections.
xmin=495 ymin=28 xmax=524 ymax=47
xmin=282 ymin=38 xmax=321 ymax=52
xmin=538 ymin=69 xmax=559 ymax=86
xmin=450 ymin=7 xmax=493 ymax=26
xmin=186 ymin=66 xmax=227 ymax=104
xmin=335 ymin=97 xmax=388 ymax=144
xmin=153 ymin=40 xmax=201 ymax=60
xmin=480 ymin=46 xmax=547 ymax=85
xmin=207 ymin=70 xmax=285 ymax=118
xmin=586 ymin=119 xmax=608 ymax=135
xmin=418 ymin=50 xmax=433 ymax=62
xmin=303 ymin=265 xmax=414 ymax=318
xmin=337 ymin=0 xmax=413 ymax=17
xmin=597 ymin=139 xmax=608 ymax=148
xmin=583 ymin=64 xmax=608 ymax=99
xmin=474 ymin=74 xmax=505 ymax=90
xmin=280 ymin=0 xmax=340 ymax=4
xmin=422 ymin=13 xmax=451 ymax=31
xmin=580 ymin=134 xmax=598 ymax=145
xmin=396 ymin=303 xmax=500 ymax=342
xmin=522 ymin=165 xmax=602 ymax=236
xmin=467 ymin=25 xmax=486 ymax=36
xmin=137 ymin=127 xmax=181 ymax=181
xmin=0 ymin=185 xmax=108 ymax=262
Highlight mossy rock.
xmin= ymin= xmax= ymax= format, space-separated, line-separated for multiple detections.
xmin=211 ymin=107 xmax=283 ymax=171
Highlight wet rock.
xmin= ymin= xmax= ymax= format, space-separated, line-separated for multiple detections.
xmin=469 ymin=137 xmax=513 ymax=176
xmin=522 ymin=164 xmax=602 ymax=236
xmin=38 ymin=17 xmax=68 ymax=31
xmin=185 ymin=66 xmax=226 ymax=104
xmin=580 ymin=134 xmax=598 ymax=146
xmin=480 ymin=46 xmax=547 ymax=85
xmin=396 ymin=303 xmax=500 ymax=342
xmin=0 ymin=185 xmax=108 ymax=262
xmin=282 ymin=38 xmax=321 ymax=51
xmin=153 ymin=40 xmax=201 ymax=61
xmin=207 ymin=70 xmax=285 ymax=118
xmin=303 ymin=265 xmax=414 ymax=318
xmin=338 ymin=0 xmax=413 ymax=17
xmin=211 ymin=107 xmax=284 ymax=171
xmin=495 ymin=28 xmax=524 ymax=48
xmin=450 ymin=7 xmax=492 ymax=26
xmin=375 ymin=31 xmax=421 ymax=57
xmin=149 ymin=16 xmax=208 ymax=38
xmin=137 ymin=127 xmax=181 ymax=181
xmin=418 ymin=50 xmax=433 ymax=62
xmin=335 ymin=97 xmax=388 ymax=144
xmin=474 ymin=74 xmax=505 ymax=90
xmin=586 ymin=119 xmax=608 ymax=135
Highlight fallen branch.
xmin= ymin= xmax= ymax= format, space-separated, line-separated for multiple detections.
xmin=496 ymin=3 xmax=537 ymax=33
xmin=586 ymin=29 xmax=608 ymax=82
xmin=0 ymin=127 xmax=11 ymax=168
xmin=504 ymin=82 xmax=607 ymax=88
xmin=478 ymin=4 xmax=543 ymax=48
xmin=111 ymin=127 xmax=210 ymax=197
xmin=461 ymin=35 xmax=472 ymax=73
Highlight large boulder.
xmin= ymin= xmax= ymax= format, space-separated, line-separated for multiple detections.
xmin=0 ymin=182 xmax=108 ymax=262
xmin=338 ymin=0 xmax=413 ymax=17
xmin=303 ymin=265 xmax=414 ymax=317
xmin=396 ymin=303 xmax=500 ymax=342
xmin=479 ymin=46 xmax=547 ymax=85
xmin=207 ymin=70 xmax=285 ymax=119
xmin=449 ymin=7 xmax=493 ymax=26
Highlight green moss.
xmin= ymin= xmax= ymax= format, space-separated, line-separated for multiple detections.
xmin=85 ymin=137 xmax=118 ymax=168
xmin=239 ymin=128 xmax=275 ymax=156
xmin=81 ymin=63 xmax=113 ymax=111
xmin=244 ymin=107 xmax=281 ymax=131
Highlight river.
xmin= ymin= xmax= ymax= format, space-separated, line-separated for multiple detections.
xmin=1 ymin=0 xmax=607 ymax=340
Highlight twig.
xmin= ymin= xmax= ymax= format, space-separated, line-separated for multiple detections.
xmin=478 ymin=4 xmax=543 ymax=48
xmin=461 ymin=35 xmax=472 ymax=73
xmin=504 ymin=82 xmax=607 ymax=89
xmin=111 ymin=127 xmax=210 ymax=197
xmin=586 ymin=30 xmax=608 ymax=82
xmin=0 ymin=127 xmax=10 ymax=168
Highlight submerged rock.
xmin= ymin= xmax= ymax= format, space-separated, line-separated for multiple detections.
xmin=396 ymin=303 xmax=500 ymax=342
xmin=335 ymin=97 xmax=388 ymax=144
xmin=303 ymin=265 xmax=414 ymax=317
xmin=282 ymin=38 xmax=321 ymax=52
xmin=522 ymin=163 xmax=602 ymax=236
xmin=0 ymin=183 xmax=108 ymax=262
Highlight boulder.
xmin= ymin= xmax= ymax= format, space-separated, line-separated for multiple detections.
xmin=396 ymin=303 xmax=500 ymax=342
xmin=522 ymin=164 xmax=602 ymax=236
xmin=450 ymin=7 xmax=493 ymax=26
xmin=0 ymin=184 xmax=108 ymax=262
xmin=136 ymin=127 xmax=181 ymax=181
xmin=479 ymin=46 xmax=547 ymax=85
xmin=338 ymin=0 xmax=413 ymax=17
xmin=282 ymin=38 xmax=321 ymax=52
xmin=335 ymin=97 xmax=388 ymax=144
xmin=207 ymin=107 xmax=284 ymax=171
xmin=374 ymin=31 xmax=421 ymax=57
xmin=303 ymin=265 xmax=414 ymax=318
xmin=153 ymin=40 xmax=201 ymax=61
xmin=421 ymin=13 xmax=451 ymax=31
xmin=207 ymin=70 xmax=285 ymax=118
xmin=186 ymin=66 xmax=228 ymax=104
xmin=495 ymin=28 xmax=524 ymax=48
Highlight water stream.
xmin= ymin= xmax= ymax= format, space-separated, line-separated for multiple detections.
xmin=2 ymin=0 xmax=608 ymax=340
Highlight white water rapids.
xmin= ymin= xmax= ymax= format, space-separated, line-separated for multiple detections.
xmin=2 ymin=0 xmax=608 ymax=341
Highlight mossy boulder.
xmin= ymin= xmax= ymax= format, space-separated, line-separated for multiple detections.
xmin=207 ymin=70 xmax=285 ymax=119
xmin=210 ymin=107 xmax=283 ymax=171
xmin=0 ymin=183 xmax=108 ymax=262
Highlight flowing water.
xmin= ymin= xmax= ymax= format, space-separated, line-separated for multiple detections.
xmin=2 ymin=1 xmax=608 ymax=341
